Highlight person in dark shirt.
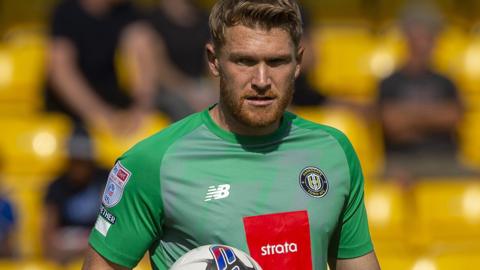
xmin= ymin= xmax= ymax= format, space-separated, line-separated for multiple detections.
xmin=43 ymin=132 xmax=107 ymax=264
xmin=149 ymin=0 xmax=210 ymax=80
xmin=45 ymin=0 xmax=165 ymax=134
xmin=377 ymin=2 xmax=466 ymax=182
xmin=0 ymin=153 xmax=15 ymax=258
xmin=291 ymin=8 xmax=327 ymax=107
xmin=147 ymin=0 xmax=217 ymax=112
xmin=0 ymin=196 xmax=15 ymax=258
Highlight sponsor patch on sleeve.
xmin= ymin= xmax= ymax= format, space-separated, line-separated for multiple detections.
xmin=110 ymin=161 xmax=131 ymax=188
xmin=99 ymin=205 xmax=116 ymax=224
xmin=102 ymin=161 xmax=132 ymax=208
xmin=94 ymin=216 xmax=112 ymax=237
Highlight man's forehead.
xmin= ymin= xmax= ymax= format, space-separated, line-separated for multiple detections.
xmin=221 ymin=24 xmax=295 ymax=55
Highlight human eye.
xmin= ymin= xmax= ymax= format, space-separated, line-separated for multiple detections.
xmin=237 ymin=58 xmax=257 ymax=66
xmin=267 ymin=56 xmax=291 ymax=67
xmin=231 ymin=55 xmax=256 ymax=66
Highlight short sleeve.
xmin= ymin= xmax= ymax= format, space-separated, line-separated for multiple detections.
xmin=377 ymin=74 xmax=399 ymax=103
xmin=88 ymin=151 xmax=163 ymax=268
xmin=0 ymin=198 xmax=15 ymax=229
xmin=439 ymin=76 xmax=460 ymax=100
xmin=44 ymin=179 xmax=61 ymax=205
xmin=328 ymin=132 xmax=373 ymax=259
xmin=50 ymin=3 xmax=76 ymax=39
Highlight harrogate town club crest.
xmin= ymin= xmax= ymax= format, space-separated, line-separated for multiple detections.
xmin=299 ymin=166 xmax=329 ymax=198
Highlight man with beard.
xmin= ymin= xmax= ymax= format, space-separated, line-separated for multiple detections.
xmin=83 ymin=1 xmax=380 ymax=269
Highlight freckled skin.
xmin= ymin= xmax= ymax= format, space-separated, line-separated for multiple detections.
xmin=207 ymin=25 xmax=303 ymax=136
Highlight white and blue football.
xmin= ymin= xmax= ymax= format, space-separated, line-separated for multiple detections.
xmin=170 ymin=244 xmax=262 ymax=270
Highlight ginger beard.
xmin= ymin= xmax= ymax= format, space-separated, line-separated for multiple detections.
xmin=218 ymin=72 xmax=294 ymax=128
xmin=209 ymin=25 xmax=301 ymax=130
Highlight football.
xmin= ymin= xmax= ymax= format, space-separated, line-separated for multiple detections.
xmin=170 ymin=244 xmax=263 ymax=270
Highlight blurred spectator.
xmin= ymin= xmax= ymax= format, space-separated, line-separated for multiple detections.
xmin=147 ymin=0 xmax=217 ymax=112
xmin=0 ymin=195 xmax=15 ymax=258
xmin=44 ymin=0 xmax=190 ymax=135
xmin=42 ymin=132 xmax=107 ymax=264
xmin=291 ymin=8 xmax=327 ymax=107
xmin=377 ymin=1 xmax=467 ymax=183
xmin=0 ymin=152 xmax=16 ymax=258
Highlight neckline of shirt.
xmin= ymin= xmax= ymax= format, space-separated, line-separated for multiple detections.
xmin=201 ymin=104 xmax=292 ymax=145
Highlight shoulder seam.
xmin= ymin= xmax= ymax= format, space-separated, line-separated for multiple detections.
xmin=157 ymin=123 xmax=205 ymax=228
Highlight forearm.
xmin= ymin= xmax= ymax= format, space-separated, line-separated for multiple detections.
xmin=49 ymin=39 xmax=114 ymax=123
xmin=121 ymin=22 xmax=195 ymax=109
xmin=380 ymin=104 xmax=423 ymax=143
xmin=415 ymin=102 xmax=463 ymax=132
xmin=121 ymin=22 xmax=159 ymax=110
xmin=329 ymin=251 xmax=381 ymax=270
xmin=82 ymin=246 xmax=129 ymax=270
xmin=51 ymin=65 xmax=113 ymax=122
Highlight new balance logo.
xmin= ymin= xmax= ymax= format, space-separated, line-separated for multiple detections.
xmin=205 ymin=184 xmax=231 ymax=201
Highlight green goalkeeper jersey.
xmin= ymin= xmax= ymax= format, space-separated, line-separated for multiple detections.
xmin=89 ymin=107 xmax=373 ymax=270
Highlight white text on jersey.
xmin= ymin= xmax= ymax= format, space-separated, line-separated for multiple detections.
xmin=261 ymin=242 xmax=298 ymax=256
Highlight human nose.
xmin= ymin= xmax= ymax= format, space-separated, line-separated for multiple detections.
xmin=251 ymin=63 xmax=271 ymax=91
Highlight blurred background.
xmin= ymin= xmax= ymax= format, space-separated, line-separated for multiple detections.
xmin=0 ymin=0 xmax=479 ymax=269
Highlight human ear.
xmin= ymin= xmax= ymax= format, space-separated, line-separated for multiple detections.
xmin=206 ymin=43 xmax=220 ymax=77
xmin=294 ymin=46 xmax=305 ymax=79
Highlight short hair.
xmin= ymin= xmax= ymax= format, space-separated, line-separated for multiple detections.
xmin=399 ymin=1 xmax=444 ymax=35
xmin=209 ymin=0 xmax=303 ymax=49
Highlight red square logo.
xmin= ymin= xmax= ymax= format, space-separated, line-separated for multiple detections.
xmin=116 ymin=169 xmax=129 ymax=182
xmin=243 ymin=210 xmax=313 ymax=270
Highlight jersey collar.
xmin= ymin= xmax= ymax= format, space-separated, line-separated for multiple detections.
xmin=201 ymin=104 xmax=293 ymax=146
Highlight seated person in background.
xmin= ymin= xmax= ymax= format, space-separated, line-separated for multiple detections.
xmin=291 ymin=8 xmax=327 ymax=107
xmin=0 ymin=195 xmax=15 ymax=258
xmin=0 ymin=154 xmax=16 ymax=258
xmin=148 ymin=0 xmax=217 ymax=112
xmin=377 ymin=2 xmax=466 ymax=182
xmin=43 ymin=133 xmax=108 ymax=264
xmin=45 ymin=0 xmax=190 ymax=133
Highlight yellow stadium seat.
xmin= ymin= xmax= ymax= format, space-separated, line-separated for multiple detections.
xmin=2 ymin=175 xmax=49 ymax=258
xmin=0 ymin=260 xmax=60 ymax=270
xmin=413 ymin=179 xmax=480 ymax=248
xmin=377 ymin=252 xmax=418 ymax=270
xmin=89 ymin=113 xmax=171 ymax=168
xmin=134 ymin=256 xmax=152 ymax=270
xmin=426 ymin=249 xmax=480 ymax=270
xmin=0 ymin=38 xmax=47 ymax=114
xmin=65 ymin=258 xmax=82 ymax=270
xmin=0 ymin=113 xmax=72 ymax=176
xmin=311 ymin=25 xmax=379 ymax=102
xmin=433 ymin=25 xmax=470 ymax=80
xmin=455 ymin=35 xmax=480 ymax=97
xmin=458 ymin=112 xmax=480 ymax=168
xmin=365 ymin=182 xmax=410 ymax=247
xmin=370 ymin=25 xmax=406 ymax=81
xmin=293 ymin=107 xmax=383 ymax=178
xmin=377 ymin=246 xmax=480 ymax=270
xmin=66 ymin=253 xmax=150 ymax=269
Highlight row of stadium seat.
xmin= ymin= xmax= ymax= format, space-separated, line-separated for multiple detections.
xmin=379 ymin=249 xmax=480 ymax=270
xmin=311 ymin=24 xmax=480 ymax=108
xmin=0 ymin=250 xmax=479 ymax=270
xmin=366 ymin=180 xmax=480 ymax=247
xmin=1 ymin=108 xmax=479 ymax=180
xmin=1 ymin=25 xmax=480 ymax=112
xmin=0 ymin=256 xmax=151 ymax=270
xmin=1 ymin=251 xmax=480 ymax=270
xmin=1 ymin=176 xmax=479 ymax=268
xmin=0 ymin=32 xmax=46 ymax=115
xmin=0 ymin=112 xmax=171 ymax=177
